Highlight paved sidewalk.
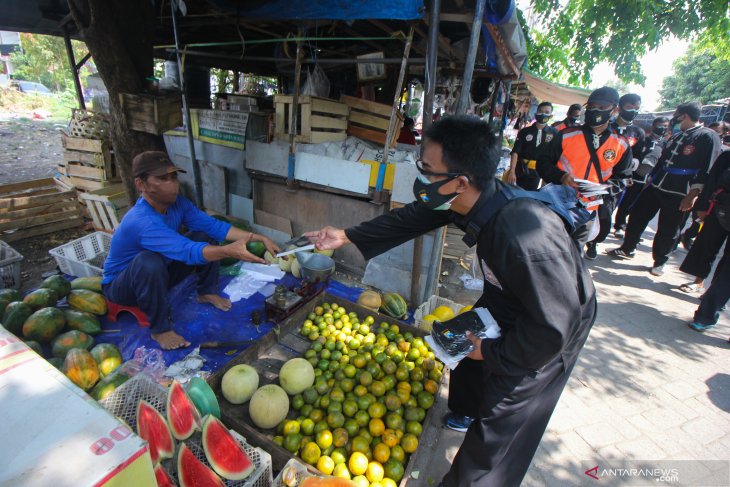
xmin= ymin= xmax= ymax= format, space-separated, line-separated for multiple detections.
xmin=412 ymin=230 xmax=730 ymax=486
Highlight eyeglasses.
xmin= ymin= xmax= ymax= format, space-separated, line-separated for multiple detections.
xmin=416 ymin=159 xmax=469 ymax=180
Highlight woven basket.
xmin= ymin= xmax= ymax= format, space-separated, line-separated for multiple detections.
xmin=69 ymin=109 xmax=111 ymax=140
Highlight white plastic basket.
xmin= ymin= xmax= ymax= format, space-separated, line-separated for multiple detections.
xmin=0 ymin=240 xmax=23 ymax=289
xmin=48 ymin=231 xmax=112 ymax=277
xmin=272 ymin=458 xmax=314 ymax=487
xmin=413 ymin=294 xmax=468 ymax=330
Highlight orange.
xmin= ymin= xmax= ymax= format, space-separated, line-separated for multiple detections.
xmin=370 ymin=380 xmax=386 ymax=397
xmin=381 ymin=479 xmax=398 ymax=487
xmin=458 ymin=305 xmax=473 ymax=314
xmin=390 ymin=445 xmax=406 ymax=463
xmin=406 ymin=420 xmax=422 ymax=437
xmin=368 ymin=402 xmax=386 ymax=419
xmin=315 ymin=430 xmax=333 ymax=450
xmin=369 ymin=418 xmax=385 ymax=437
xmin=332 ymin=427 xmax=349 ymax=447
xmin=401 ymin=433 xmax=418 ymax=453
xmin=384 ymin=459 xmax=405 ymax=482
xmin=300 ymin=441 xmax=321 ymax=465
xmin=332 ymin=463 xmax=351 ymax=480
xmin=348 ymin=452 xmax=369 ymax=476
xmin=381 ymin=429 xmax=399 ymax=448
xmin=366 ymin=461 xmax=385 ymax=483
xmin=351 ymin=476 xmax=369 ymax=487
xmin=373 ymin=442 xmax=391 ymax=463
xmin=351 ymin=436 xmax=370 ymax=454
xmin=424 ymin=379 xmax=439 ymax=395
xmin=317 ymin=455 xmax=335 ymax=475
xmin=432 ymin=305 xmax=455 ymax=321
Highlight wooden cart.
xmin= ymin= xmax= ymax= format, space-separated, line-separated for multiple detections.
xmin=207 ymin=292 xmax=444 ymax=485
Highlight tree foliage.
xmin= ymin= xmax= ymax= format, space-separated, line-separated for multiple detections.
xmin=525 ymin=0 xmax=730 ymax=86
xmin=658 ymin=42 xmax=730 ymax=110
xmin=10 ymin=33 xmax=90 ymax=92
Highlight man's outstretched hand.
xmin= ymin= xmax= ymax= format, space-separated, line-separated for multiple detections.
xmin=304 ymin=226 xmax=351 ymax=251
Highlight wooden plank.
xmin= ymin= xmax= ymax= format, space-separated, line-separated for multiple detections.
xmin=0 ymin=190 xmax=77 ymax=211
xmin=0 ymin=200 xmax=81 ymax=222
xmin=65 ymin=163 xmax=106 ymax=181
xmin=61 ymin=133 xmax=105 ymax=153
xmin=305 ymin=132 xmax=348 ymax=144
xmin=347 ymin=125 xmax=392 ymax=146
xmin=275 ymin=101 xmax=287 ymax=136
xmin=0 ymin=205 xmax=82 ymax=232
xmin=66 ymin=176 xmax=118 ymax=192
xmin=2 ymin=216 xmax=83 ymax=242
xmin=310 ymin=97 xmax=350 ymax=117
xmin=64 ymin=149 xmax=106 ymax=167
xmin=87 ymin=201 xmax=105 ymax=231
xmin=254 ymin=209 xmax=293 ymax=235
xmin=349 ymin=110 xmax=391 ymax=131
xmin=340 ymin=95 xmax=393 ymax=117
xmin=95 ymin=201 xmax=113 ymax=231
xmin=308 ymin=114 xmax=349 ymax=130
xmin=0 ymin=178 xmax=55 ymax=195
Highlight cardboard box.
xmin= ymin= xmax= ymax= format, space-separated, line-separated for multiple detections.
xmin=0 ymin=326 xmax=156 ymax=487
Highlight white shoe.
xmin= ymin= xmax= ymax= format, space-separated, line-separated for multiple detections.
xmin=650 ymin=265 xmax=664 ymax=276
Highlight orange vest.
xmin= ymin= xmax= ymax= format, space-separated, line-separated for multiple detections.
xmin=558 ymin=128 xmax=629 ymax=210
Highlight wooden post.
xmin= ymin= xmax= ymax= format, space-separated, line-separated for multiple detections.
xmin=287 ymin=36 xmax=304 ymax=190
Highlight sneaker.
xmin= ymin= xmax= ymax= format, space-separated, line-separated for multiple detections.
xmin=613 ymin=228 xmax=625 ymax=238
xmin=689 ymin=322 xmax=715 ymax=332
xmin=585 ymin=243 xmax=598 ymax=260
xmin=606 ymin=248 xmax=634 ymax=259
xmin=681 ymin=236 xmax=694 ymax=250
xmin=445 ymin=412 xmax=474 ymax=432
xmin=650 ymin=265 xmax=664 ymax=276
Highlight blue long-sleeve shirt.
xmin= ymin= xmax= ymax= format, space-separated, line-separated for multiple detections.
xmin=102 ymin=196 xmax=231 ymax=284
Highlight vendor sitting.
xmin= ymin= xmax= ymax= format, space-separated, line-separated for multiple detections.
xmin=102 ymin=151 xmax=279 ymax=350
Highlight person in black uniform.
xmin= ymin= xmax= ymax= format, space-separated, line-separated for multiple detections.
xmin=305 ymin=116 xmax=597 ymax=487
xmin=504 ymin=101 xmax=557 ymax=190
xmin=552 ymin=103 xmax=583 ymax=131
xmin=613 ymin=116 xmax=671 ymax=237
xmin=585 ymin=93 xmax=643 ymax=259
xmin=607 ymin=102 xmax=723 ymax=276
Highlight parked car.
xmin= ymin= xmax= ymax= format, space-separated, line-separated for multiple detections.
xmin=16 ymin=80 xmax=53 ymax=96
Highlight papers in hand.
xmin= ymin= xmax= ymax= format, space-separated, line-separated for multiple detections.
xmin=426 ymin=308 xmax=501 ymax=369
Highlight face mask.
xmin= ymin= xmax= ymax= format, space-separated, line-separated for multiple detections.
xmin=584 ymin=108 xmax=612 ymax=127
xmin=535 ymin=113 xmax=551 ymax=124
xmin=653 ymin=126 xmax=667 ymax=136
xmin=723 ymin=135 xmax=730 ymax=145
xmin=413 ymin=174 xmax=459 ymax=211
xmin=619 ymin=109 xmax=638 ymax=122
xmin=670 ymin=114 xmax=684 ymax=128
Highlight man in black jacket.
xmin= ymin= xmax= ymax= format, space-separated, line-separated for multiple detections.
xmin=504 ymin=101 xmax=557 ymax=190
xmin=607 ymin=102 xmax=723 ymax=276
xmin=305 ymin=116 xmax=597 ymax=487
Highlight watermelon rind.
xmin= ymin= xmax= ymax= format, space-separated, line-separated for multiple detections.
xmin=177 ymin=443 xmax=225 ymax=487
xmin=136 ymin=400 xmax=174 ymax=464
xmin=154 ymin=464 xmax=177 ymax=487
xmin=167 ymin=380 xmax=202 ymax=440
xmin=202 ymin=415 xmax=255 ymax=480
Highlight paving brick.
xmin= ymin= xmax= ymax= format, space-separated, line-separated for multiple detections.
xmin=641 ymin=406 xmax=687 ymax=432
xmin=680 ymin=416 xmax=727 ymax=445
xmin=575 ymin=422 xmax=625 ymax=449
xmin=616 ymin=436 xmax=668 ymax=460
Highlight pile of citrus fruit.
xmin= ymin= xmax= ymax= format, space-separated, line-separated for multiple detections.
xmin=272 ymin=301 xmax=444 ymax=487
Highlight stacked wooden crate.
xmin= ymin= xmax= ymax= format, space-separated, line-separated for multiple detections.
xmin=340 ymin=95 xmax=403 ymax=147
xmin=274 ymin=95 xmax=349 ymax=144
xmin=119 ymin=92 xmax=183 ymax=135
xmin=79 ymin=185 xmax=130 ymax=233
xmin=57 ymin=133 xmax=119 ymax=192
xmin=0 ymin=178 xmax=84 ymax=242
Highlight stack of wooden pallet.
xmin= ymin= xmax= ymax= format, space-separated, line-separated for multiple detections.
xmin=274 ymin=95 xmax=350 ymax=144
xmin=340 ymin=95 xmax=403 ymax=147
xmin=57 ymin=133 xmax=120 ymax=193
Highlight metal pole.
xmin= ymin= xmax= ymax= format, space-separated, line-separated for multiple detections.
xmin=287 ymin=38 xmax=304 ymax=189
xmin=163 ymin=49 xmax=426 ymax=64
xmin=170 ymin=0 xmax=203 ymax=208
xmin=456 ymin=0 xmax=487 ymax=115
xmin=62 ymin=24 xmax=85 ymax=110
xmin=422 ymin=0 xmax=440 ymax=130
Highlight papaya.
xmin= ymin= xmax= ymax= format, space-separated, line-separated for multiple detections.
xmin=300 ymin=477 xmax=359 ymax=487
xmin=0 ymin=288 xmax=21 ymax=302
xmin=63 ymin=309 xmax=102 ymax=335
xmin=0 ymin=298 xmax=10 ymax=314
xmin=2 ymin=301 xmax=33 ymax=336
xmin=23 ymin=288 xmax=59 ymax=311
xmin=357 ymin=290 xmax=382 ymax=311
xmin=70 ymin=276 xmax=103 ymax=292
xmin=64 ymin=348 xmax=101 ymax=390
xmin=91 ymin=367 xmax=132 ymax=401
xmin=47 ymin=357 xmax=65 ymax=370
xmin=380 ymin=292 xmax=408 ymax=319
xmin=90 ymin=343 xmax=122 ymax=377
xmin=22 ymin=307 xmax=66 ymax=343
xmin=52 ymin=330 xmax=94 ymax=358
xmin=68 ymin=289 xmax=107 ymax=315
xmin=40 ymin=275 xmax=72 ymax=299
xmin=23 ymin=339 xmax=43 ymax=355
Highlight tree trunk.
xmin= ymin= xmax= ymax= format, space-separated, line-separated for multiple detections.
xmin=67 ymin=0 xmax=163 ymax=202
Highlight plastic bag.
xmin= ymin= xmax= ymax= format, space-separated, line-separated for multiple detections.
xmin=132 ymin=346 xmax=166 ymax=382
xmin=426 ymin=308 xmax=501 ymax=369
xmin=301 ymin=64 xmax=330 ymax=97
xmin=164 ymin=346 xmax=205 ymax=382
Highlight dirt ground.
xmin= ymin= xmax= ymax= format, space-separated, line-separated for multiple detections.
xmin=1 ymin=115 xmax=89 ymax=292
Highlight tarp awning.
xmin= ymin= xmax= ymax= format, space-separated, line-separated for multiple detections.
xmin=522 ymin=68 xmax=591 ymax=106
xmin=206 ymin=0 xmax=424 ymax=20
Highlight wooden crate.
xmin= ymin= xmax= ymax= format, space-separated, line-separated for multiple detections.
xmin=274 ymin=95 xmax=349 ymax=144
xmin=119 ymin=92 xmax=183 ymax=135
xmin=341 ymin=95 xmax=403 ymax=147
xmin=207 ymin=292 xmax=444 ymax=484
xmin=79 ymin=184 xmax=130 ymax=233
xmin=0 ymin=178 xmax=84 ymax=242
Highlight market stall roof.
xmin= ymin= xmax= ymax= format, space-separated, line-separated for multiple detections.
xmin=521 ymin=68 xmax=591 ymax=106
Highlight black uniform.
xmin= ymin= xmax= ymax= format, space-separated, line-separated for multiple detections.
xmin=620 ymin=125 xmax=722 ymax=267
xmin=345 ymin=179 xmax=597 ymax=487
xmin=614 ymin=133 xmax=666 ymax=231
xmin=510 ymin=123 xmax=558 ymax=191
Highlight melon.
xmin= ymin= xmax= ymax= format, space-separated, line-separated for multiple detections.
xmin=248 ymin=384 xmax=289 ymax=429
xmin=154 ymin=464 xmax=176 ymax=487
xmin=167 ymin=380 xmax=202 ymax=440
xmin=264 ymin=251 xmax=278 ymax=265
xmin=381 ymin=292 xmax=408 ymax=319
xmin=290 ymin=258 xmax=302 ymax=278
xmin=221 ymin=364 xmax=259 ymax=405
xmin=356 ymin=290 xmax=382 ymax=311
xmin=314 ymin=248 xmax=335 ymax=257
xmin=177 ymin=443 xmax=225 ymax=487
xmin=202 ymin=415 xmax=255 ymax=480
xmin=136 ymin=400 xmax=174 ymax=464
xmin=278 ymin=256 xmax=293 ymax=272
xmin=279 ymin=357 xmax=315 ymax=395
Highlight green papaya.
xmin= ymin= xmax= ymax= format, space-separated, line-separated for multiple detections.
xmin=47 ymin=357 xmax=65 ymax=370
xmin=23 ymin=288 xmax=59 ymax=311
xmin=70 ymin=276 xmax=103 ymax=293
xmin=52 ymin=330 xmax=94 ymax=358
xmin=63 ymin=309 xmax=102 ymax=335
xmin=0 ymin=298 xmax=9 ymax=315
xmin=40 ymin=275 xmax=72 ymax=299
xmin=90 ymin=366 xmax=132 ymax=400
xmin=0 ymin=289 xmax=21 ymax=302
xmin=2 ymin=301 xmax=33 ymax=336
xmin=23 ymin=339 xmax=43 ymax=355
xmin=22 ymin=307 xmax=66 ymax=343
xmin=90 ymin=343 xmax=122 ymax=377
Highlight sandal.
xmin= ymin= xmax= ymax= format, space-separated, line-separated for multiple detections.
xmin=678 ymin=282 xmax=703 ymax=293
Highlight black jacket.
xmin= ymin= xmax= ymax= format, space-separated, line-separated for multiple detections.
xmin=345 ymin=180 xmax=597 ymax=376
xmin=695 ymin=150 xmax=730 ymax=212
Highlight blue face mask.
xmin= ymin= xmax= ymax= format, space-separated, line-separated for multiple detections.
xmin=413 ymin=174 xmax=459 ymax=211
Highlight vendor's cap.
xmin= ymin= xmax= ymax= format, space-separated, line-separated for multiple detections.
xmin=132 ymin=151 xmax=186 ymax=178
xmin=587 ymin=86 xmax=620 ymax=106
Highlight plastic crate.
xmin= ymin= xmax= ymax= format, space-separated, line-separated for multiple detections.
xmin=0 ymin=240 xmax=23 ymax=289
xmin=413 ymin=294 xmax=467 ymax=330
xmin=100 ymin=374 xmax=273 ymax=487
xmin=48 ymin=231 xmax=111 ymax=277
xmin=272 ymin=458 xmax=314 ymax=487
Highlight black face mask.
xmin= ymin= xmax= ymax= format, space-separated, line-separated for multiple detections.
xmin=619 ymin=109 xmax=638 ymax=122
xmin=585 ymin=108 xmax=612 ymax=127
xmin=653 ymin=126 xmax=667 ymax=136
xmin=723 ymin=135 xmax=730 ymax=145
xmin=670 ymin=114 xmax=684 ymax=128
xmin=535 ymin=113 xmax=551 ymax=124
xmin=413 ymin=175 xmax=459 ymax=210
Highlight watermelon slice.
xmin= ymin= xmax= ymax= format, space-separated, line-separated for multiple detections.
xmin=154 ymin=464 xmax=177 ymax=487
xmin=136 ymin=400 xmax=175 ymax=464
xmin=177 ymin=443 xmax=225 ymax=487
xmin=201 ymin=415 xmax=255 ymax=480
xmin=167 ymin=380 xmax=202 ymax=440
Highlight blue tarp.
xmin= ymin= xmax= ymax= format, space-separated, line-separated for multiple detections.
xmin=207 ymin=0 xmax=424 ymax=20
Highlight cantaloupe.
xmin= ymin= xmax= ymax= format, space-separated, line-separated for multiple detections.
xmin=221 ymin=364 xmax=259 ymax=404
xmin=249 ymin=384 xmax=289 ymax=429
xmin=279 ymin=357 xmax=315 ymax=395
